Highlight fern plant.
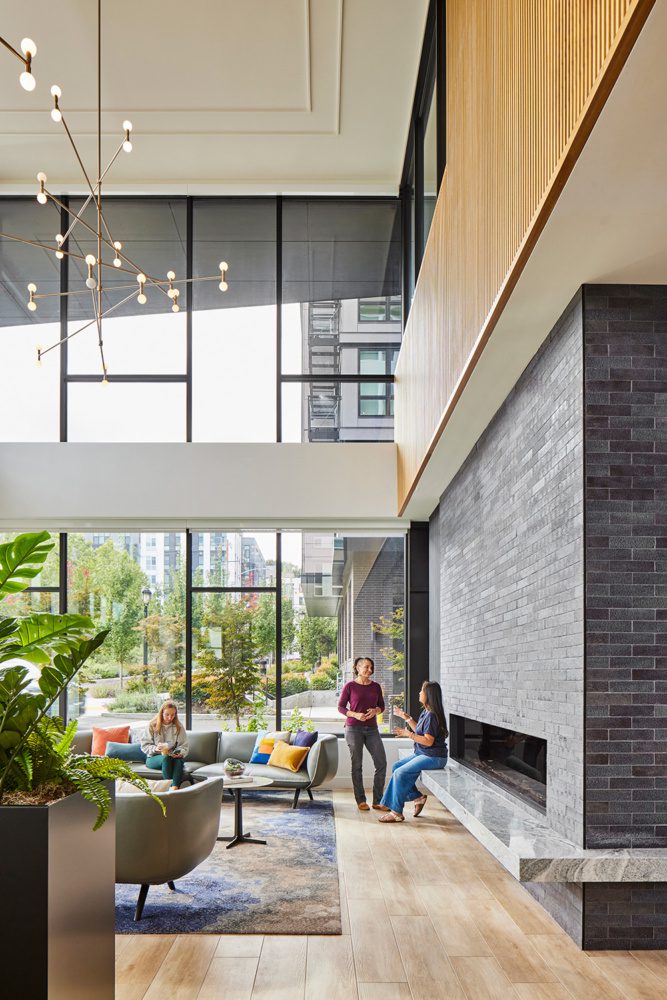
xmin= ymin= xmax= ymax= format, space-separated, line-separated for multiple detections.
xmin=0 ymin=531 xmax=165 ymax=828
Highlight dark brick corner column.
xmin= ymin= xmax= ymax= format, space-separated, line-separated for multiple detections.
xmin=583 ymin=283 xmax=667 ymax=949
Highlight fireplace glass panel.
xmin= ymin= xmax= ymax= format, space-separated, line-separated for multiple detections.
xmin=450 ymin=715 xmax=546 ymax=810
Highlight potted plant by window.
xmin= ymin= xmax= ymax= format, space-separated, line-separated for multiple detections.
xmin=0 ymin=532 xmax=164 ymax=999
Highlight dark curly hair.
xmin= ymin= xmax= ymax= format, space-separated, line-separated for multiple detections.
xmin=352 ymin=656 xmax=375 ymax=677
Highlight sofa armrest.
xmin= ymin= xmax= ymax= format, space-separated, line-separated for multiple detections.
xmin=307 ymin=734 xmax=338 ymax=787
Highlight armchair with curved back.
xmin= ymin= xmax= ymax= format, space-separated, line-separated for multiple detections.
xmin=116 ymin=775 xmax=225 ymax=920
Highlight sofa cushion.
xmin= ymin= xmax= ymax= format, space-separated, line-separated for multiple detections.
xmin=129 ymin=760 xmax=208 ymax=780
xmin=292 ymin=729 xmax=318 ymax=748
xmin=268 ymin=741 xmax=310 ymax=773
xmin=217 ymin=732 xmax=258 ymax=763
xmin=116 ymin=777 xmax=172 ymax=794
xmin=91 ymin=725 xmax=130 ymax=756
xmin=186 ymin=730 xmax=220 ymax=766
xmin=106 ymin=741 xmax=146 ymax=762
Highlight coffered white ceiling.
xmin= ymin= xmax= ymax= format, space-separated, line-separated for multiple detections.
xmin=0 ymin=0 xmax=429 ymax=194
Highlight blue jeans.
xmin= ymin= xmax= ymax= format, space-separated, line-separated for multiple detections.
xmin=146 ymin=753 xmax=185 ymax=787
xmin=380 ymin=752 xmax=447 ymax=814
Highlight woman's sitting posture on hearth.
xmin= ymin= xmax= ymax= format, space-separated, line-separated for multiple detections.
xmin=141 ymin=700 xmax=190 ymax=788
xmin=379 ymin=681 xmax=448 ymax=822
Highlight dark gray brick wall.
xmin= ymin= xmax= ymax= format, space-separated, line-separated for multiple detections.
xmin=436 ymin=294 xmax=585 ymax=844
xmin=584 ymin=883 xmax=667 ymax=950
xmin=584 ymin=284 xmax=667 ymax=850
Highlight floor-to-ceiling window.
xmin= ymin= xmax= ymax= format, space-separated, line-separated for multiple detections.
xmin=0 ymin=528 xmax=405 ymax=734
xmin=0 ymin=195 xmax=402 ymax=444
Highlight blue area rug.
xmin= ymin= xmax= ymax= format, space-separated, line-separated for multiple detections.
xmin=115 ymin=791 xmax=341 ymax=934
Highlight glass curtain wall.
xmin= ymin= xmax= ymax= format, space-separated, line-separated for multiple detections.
xmin=0 ymin=529 xmax=405 ymax=736
xmin=281 ymin=199 xmax=402 ymax=442
xmin=66 ymin=532 xmax=186 ymax=730
xmin=0 ymin=196 xmax=401 ymax=443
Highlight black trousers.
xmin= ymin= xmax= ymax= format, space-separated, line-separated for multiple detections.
xmin=345 ymin=726 xmax=387 ymax=804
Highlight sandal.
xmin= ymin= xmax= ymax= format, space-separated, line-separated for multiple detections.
xmin=378 ymin=812 xmax=405 ymax=823
xmin=413 ymin=795 xmax=427 ymax=817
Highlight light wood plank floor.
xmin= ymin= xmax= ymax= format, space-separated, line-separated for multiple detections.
xmin=116 ymin=790 xmax=667 ymax=999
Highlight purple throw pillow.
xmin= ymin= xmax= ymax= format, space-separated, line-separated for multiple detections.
xmin=293 ymin=730 xmax=318 ymax=748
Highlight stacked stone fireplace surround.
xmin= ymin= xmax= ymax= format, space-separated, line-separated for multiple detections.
xmin=431 ymin=285 xmax=667 ymax=948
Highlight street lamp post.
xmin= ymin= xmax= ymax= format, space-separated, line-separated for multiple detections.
xmin=141 ymin=586 xmax=152 ymax=684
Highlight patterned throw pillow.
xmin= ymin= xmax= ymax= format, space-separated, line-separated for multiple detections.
xmin=267 ymin=741 xmax=310 ymax=773
xmin=249 ymin=731 xmax=290 ymax=765
xmin=292 ymin=730 xmax=318 ymax=748
xmin=91 ymin=725 xmax=131 ymax=756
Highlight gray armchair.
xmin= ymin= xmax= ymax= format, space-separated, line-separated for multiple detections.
xmin=115 ymin=776 xmax=225 ymax=920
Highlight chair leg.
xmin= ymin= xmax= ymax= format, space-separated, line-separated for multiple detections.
xmin=167 ymin=880 xmax=176 ymax=891
xmin=134 ymin=884 xmax=149 ymax=921
xmin=292 ymin=788 xmax=301 ymax=809
xmin=307 ymin=788 xmax=314 ymax=801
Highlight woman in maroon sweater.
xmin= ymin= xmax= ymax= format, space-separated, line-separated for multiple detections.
xmin=338 ymin=657 xmax=389 ymax=811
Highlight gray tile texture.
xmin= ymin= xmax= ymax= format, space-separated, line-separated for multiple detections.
xmin=436 ymin=294 xmax=585 ymax=845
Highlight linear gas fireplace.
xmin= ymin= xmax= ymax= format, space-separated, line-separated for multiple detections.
xmin=449 ymin=715 xmax=547 ymax=811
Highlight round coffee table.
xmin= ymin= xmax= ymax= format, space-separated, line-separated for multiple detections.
xmin=217 ymin=775 xmax=273 ymax=849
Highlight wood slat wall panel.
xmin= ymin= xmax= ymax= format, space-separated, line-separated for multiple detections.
xmin=396 ymin=0 xmax=655 ymax=512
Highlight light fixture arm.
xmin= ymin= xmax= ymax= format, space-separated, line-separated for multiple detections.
xmin=2 ymin=0 xmax=231 ymax=381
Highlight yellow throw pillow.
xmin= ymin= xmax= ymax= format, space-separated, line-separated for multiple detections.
xmin=268 ymin=741 xmax=310 ymax=773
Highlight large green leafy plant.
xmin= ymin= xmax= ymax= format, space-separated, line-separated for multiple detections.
xmin=0 ymin=532 xmax=164 ymax=828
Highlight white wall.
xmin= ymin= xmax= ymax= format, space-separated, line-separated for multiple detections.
xmin=0 ymin=442 xmax=403 ymax=527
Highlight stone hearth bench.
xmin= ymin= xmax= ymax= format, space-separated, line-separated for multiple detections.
xmin=416 ymin=760 xmax=667 ymax=883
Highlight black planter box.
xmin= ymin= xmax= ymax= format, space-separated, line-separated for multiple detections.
xmin=0 ymin=787 xmax=115 ymax=999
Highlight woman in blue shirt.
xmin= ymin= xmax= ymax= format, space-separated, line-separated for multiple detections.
xmin=378 ymin=681 xmax=448 ymax=822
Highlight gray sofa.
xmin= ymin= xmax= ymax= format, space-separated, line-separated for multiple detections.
xmin=73 ymin=729 xmax=338 ymax=807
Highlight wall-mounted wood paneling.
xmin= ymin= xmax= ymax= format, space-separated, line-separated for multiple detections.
xmin=396 ymin=0 xmax=656 ymax=513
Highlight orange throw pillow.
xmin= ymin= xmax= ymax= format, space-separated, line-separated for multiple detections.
xmin=91 ymin=725 xmax=131 ymax=756
xmin=267 ymin=741 xmax=310 ymax=773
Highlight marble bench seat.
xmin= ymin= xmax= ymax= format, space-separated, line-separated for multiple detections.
xmin=419 ymin=761 xmax=667 ymax=883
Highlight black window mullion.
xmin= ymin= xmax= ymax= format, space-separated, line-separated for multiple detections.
xmin=59 ymin=532 xmax=68 ymax=719
xmin=185 ymin=528 xmax=193 ymax=729
xmin=276 ymin=532 xmax=282 ymax=730
xmin=436 ymin=0 xmax=446 ymax=186
xmin=60 ymin=199 xmax=69 ymax=442
xmin=186 ymin=196 xmax=193 ymax=442
xmin=276 ymin=196 xmax=283 ymax=443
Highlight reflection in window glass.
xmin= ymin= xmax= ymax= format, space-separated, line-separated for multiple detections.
xmin=68 ymin=383 xmax=186 ymax=441
xmin=67 ymin=532 xmax=186 ymax=729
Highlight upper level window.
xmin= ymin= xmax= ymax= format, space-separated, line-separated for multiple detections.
xmin=358 ymin=296 xmax=402 ymax=323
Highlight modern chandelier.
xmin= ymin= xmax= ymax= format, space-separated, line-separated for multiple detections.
xmin=0 ymin=2 xmax=230 ymax=383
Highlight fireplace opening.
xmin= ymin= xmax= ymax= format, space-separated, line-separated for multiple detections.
xmin=449 ymin=715 xmax=546 ymax=811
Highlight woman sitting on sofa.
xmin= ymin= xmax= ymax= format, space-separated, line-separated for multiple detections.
xmin=140 ymin=700 xmax=189 ymax=788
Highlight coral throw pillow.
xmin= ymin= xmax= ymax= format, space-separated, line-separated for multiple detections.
xmin=268 ymin=741 xmax=310 ymax=773
xmin=91 ymin=725 xmax=131 ymax=756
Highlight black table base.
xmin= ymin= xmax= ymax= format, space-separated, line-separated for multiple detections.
xmin=217 ymin=786 xmax=267 ymax=849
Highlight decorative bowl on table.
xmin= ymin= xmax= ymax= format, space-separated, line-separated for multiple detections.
xmin=222 ymin=758 xmax=246 ymax=778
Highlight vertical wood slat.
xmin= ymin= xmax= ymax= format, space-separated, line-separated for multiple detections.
xmin=396 ymin=0 xmax=653 ymax=512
